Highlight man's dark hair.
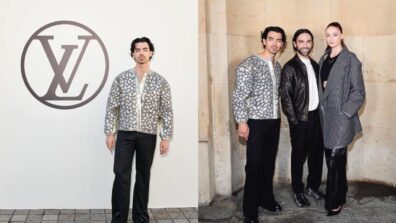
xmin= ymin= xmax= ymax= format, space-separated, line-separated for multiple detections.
xmin=292 ymin=29 xmax=314 ymax=51
xmin=260 ymin=26 xmax=287 ymax=46
xmin=130 ymin=37 xmax=155 ymax=59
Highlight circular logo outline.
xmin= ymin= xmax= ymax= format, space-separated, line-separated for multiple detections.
xmin=21 ymin=20 xmax=109 ymax=109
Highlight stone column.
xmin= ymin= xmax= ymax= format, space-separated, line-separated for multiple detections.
xmin=206 ymin=0 xmax=233 ymax=196
xmin=198 ymin=0 xmax=216 ymax=204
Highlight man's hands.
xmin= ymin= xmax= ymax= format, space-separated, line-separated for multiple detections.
xmin=238 ymin=122 xmax=249 ymax=141
xmin=106 ymin=134 xmax=116 ymax=152
xmin=106 ymin=134 xmax=170 ymax=156
xmin=160 ymin=139 xmax=170 ymax=155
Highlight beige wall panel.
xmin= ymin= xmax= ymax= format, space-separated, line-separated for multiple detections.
xmin=213 ymin=135 xmax=233 ymax=195
xmin=237 ymin=141 xmax=247 ymax=161
xmin=211 ymin=85 xmax=232 ymax=136
xmin=227 ymin=35 xmax=262 ymax=87
xmin=274 ymin=129 xmax=292 ymax=183
xmin=231 ymin=143 xmax=245 ymax=191
xmin=360 ymin=81 xmax=396 ymax=186
xmin=363 ymin=35 xmax=396 ymax=82
xmin=230 ymin=124 xmax=245 ymax=191
xmin=310 ymin=35 xmax=327 ymax=62
xmin=199 ymin=0 xmax=207 ymax=34
xmin=347 ymin=137 xmax=364 ymax=181
xmin=277 ymin=35 xmax=295 ymax=66
xmin=226 ymin=0 xmax=265 ymax=36
xmin=230 ymin=133 xmax=246 ymax=191
xmin=280 ymin=111 xmax=288 ymax=128
xmin=344 ymin=36 xmax=365 ymax=65
xmin=332 ymin=0 xmax=396 ymax=36
xmin=206 ymin=0 xmax=228 ymax=34
xmin=362 ymin=126 xmax=396 ymax=187
xmin=199 ymin=142 xmax=215 ymax=204
xmin=199 ymin=33 xmax=210 ymax=141
xmin=199 ymin=0 xmax=209 ymax=140
xmin=262 ymin=0 xmax=332 ymax=35
xmin=360 ymin=82 xmax=396 ymax=129
xmin=208 ymin=34 xmax=230 ymax=85
xmin=227 ymin=35 xmax=262 ymax=64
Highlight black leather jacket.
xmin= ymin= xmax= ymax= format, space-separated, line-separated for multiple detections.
xmin=280 ymin=55 xmax=319 ymax=124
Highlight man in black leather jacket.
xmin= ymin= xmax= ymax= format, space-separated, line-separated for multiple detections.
xmin=280 ymin=29 xmax=325 ymax=208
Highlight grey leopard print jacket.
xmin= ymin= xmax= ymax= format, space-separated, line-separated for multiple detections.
xmin=232 ymin=55 xmax=281 ymax=123
xmin=104 ymin=69 xmax=173 ymax=139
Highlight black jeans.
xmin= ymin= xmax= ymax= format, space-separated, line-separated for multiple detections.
xmin=111 ymin=131 xmax=157 ymax=223
xmin=325 ymin=147 xmax=347 ymax=210
xmin=243 ymin=119 xmax=280 ymax=219
xmin=289 ymin=109 xmax=324 ymax=194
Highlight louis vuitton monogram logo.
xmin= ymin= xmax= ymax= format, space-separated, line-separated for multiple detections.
xmin=21 ymin=21 xmax=109 ymax=109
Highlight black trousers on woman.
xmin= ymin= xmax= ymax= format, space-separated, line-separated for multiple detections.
xmin=243 ymin=119 xmax=280 ymax=219
xmin=324 ymin=147 xmax=347 ymax=210
xmin=111 ymin=131 xmax=157 ymax=223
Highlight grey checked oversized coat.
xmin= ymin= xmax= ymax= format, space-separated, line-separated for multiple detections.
xmin=318 ymin=47 xmax=365 ymax=149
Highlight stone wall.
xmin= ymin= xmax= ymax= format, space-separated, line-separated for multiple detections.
xmin=199 ymin=0 xmax=396 ymax=204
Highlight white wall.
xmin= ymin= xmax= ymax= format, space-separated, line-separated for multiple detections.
xmin=0 ymin=0 xmax=197 ymax=209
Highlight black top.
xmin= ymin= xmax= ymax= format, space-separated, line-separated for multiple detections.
xmin=320 ymin=54 xmax=339 ymax=89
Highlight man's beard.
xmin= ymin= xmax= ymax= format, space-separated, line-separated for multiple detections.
xmin=297 ymin=47 xmax=312 ymax=57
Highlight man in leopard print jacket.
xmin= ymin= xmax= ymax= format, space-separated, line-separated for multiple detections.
xmin=104 ymin=37 xmax=173 ymax=223
xmin=232 ymin=26 xmax=286 ymax=223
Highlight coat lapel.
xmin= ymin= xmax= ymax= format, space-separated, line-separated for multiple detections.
xmin=318 ymin=54 xmax=326 ymax=99
xmin=321 ymin=48 xmax=349 ymax=100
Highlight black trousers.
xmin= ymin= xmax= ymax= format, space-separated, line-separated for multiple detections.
xmin=325 ymin=147 xmax=347 ymax=210
xmin=289 ymin=109 xmax=324 ymax=194
xmin=243 ymin=119 xmax=280 ymax=219
xmin=111 ymin=131 xmax=157 ymax=223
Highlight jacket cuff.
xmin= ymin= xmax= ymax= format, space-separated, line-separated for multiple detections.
xmin=235 ymin=118 xmax=248 ymax=123
xmin=159 ymin=131 xmax=173 ymax=141
xmin=104 ymin=129 xmax=116 ymax=135
xmin=160 ymin=136 xmax=172 ymax=141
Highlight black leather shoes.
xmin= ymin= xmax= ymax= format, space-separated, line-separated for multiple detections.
xmin=306 ymin=187 xmax=325 ymax=200
xmin=132 ymin=216 xmax=149 ymax=223
xmin=244 ymin=216 xmax=258 ymax=223
xmin=327 ymin=206 xmax=342 ymax=216
xmin=261 ymin=200 xmax=282 ymax=213
xmin=294 ymin=193 xmax=310 ymax=207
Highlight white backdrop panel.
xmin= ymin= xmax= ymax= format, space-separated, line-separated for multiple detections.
xmin=0 ymin=0 xmax=197 ymax=208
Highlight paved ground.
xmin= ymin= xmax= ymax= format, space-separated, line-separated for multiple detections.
xmin=199 ymin=182 xmax=396 ymax=223
xmin=0 ymin=208 xmax=197 ymax=223
xmin=2 ymin=182 xmax=395 ymax=223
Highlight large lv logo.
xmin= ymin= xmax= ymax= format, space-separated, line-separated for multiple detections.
xmin=36 ymin=35 xmax=94 ymax=100
xmin=21 ymin=21 xmax=109 ymax=109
